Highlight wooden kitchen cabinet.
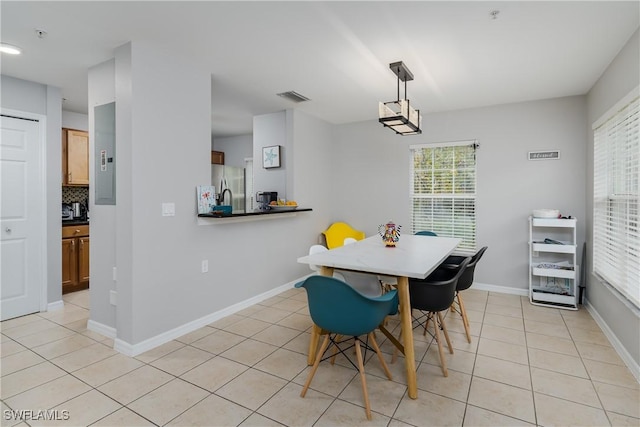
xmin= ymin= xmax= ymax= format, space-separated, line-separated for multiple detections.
xmin=61 ymin=238 xmax=77 ymax=289
xmin=78 ymin=237 xmax=90 ymax=284
xmin=211 ymin=150 xmax=225 ymax=165
xmin=62 ymin=225 xmax=89 ymax=294
xmin=62 ymin=129 xmax=89 ymax=186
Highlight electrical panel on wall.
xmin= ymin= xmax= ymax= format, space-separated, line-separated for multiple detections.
xmin=95 ymin=102 xmax=116 ymax=205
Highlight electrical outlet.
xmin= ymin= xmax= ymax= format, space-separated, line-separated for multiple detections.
xmin=201 ymin=260 xmax=208 ymax=273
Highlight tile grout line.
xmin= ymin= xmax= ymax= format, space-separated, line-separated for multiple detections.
xmin=459 ymin=290 xmax=488 ymax=426
xmin=3 ymin=289 xmax=638 ymax=426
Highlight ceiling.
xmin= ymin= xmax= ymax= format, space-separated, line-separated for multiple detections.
xmin=1 ymin=1 xmax=638 ymax=138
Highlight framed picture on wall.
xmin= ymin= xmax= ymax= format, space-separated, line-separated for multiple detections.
xmin=263 ymin=145 xmax=281 ymax=169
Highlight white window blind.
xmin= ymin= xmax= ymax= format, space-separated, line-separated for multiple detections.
xmin=410 ymin=141 xmax=477 ymax=252
xmin=593 ymin=92 xmax=640 ymax=308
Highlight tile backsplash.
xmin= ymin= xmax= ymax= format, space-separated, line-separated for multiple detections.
xmin=62 ymin=186 xmax=89 ymax=204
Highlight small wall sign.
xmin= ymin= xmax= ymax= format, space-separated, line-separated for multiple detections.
xmin=263 ymin=145 xmax=281 ymax=168
xmin=528 ymin=150 xmax=560 ymax=161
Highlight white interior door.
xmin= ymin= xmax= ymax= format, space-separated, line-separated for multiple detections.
xmin=1 ymin=115 xmax=43 ymax=320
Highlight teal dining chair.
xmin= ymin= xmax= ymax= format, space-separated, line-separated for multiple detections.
xmin=295 ymin=275 xmax=398 ymax=420
xmin=415 ymin=230 xmax=438 ymax=236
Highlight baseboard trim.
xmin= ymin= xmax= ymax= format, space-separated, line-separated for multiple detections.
xmin=87 ymin=319 xmax=117 ymax=339
xmin=584 ymin=298 xmax=640 ymax=383
xmin=472 ymin=282 xmax=529 ymax=297
xmin=47 ymin=300 xmax=64 ymax=312
xmin=113 ymin=277 xmax=307 ymax=357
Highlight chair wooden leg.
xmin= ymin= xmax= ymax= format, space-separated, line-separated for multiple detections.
xmin=437 ymin=311 xmax=454 ymax=354
xmin=301 ymin=334 xmax=331 ymax=397
xmin=354 ymin=339 xmax=372 ymax=420
xmin=307 ymin=324 xmax=322 ymax=365
xmin=369 ymin=332 xmax=392 ymax=380
xmin=458 ymin=293 xmax=472 ymax=343
xmin=450 ymin=293 xmax=459 ymax=315
xmin=432 ymin=312 xmax=448 ymax=377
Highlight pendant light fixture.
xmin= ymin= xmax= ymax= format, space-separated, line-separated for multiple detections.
xmin=378 ymin=61 xmax=422 ymax=135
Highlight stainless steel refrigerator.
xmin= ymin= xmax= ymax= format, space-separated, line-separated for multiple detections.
xmin=211 ymin=165 xmax=246 ymax=213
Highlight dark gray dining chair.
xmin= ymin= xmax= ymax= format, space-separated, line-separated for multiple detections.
xmin=438 ymin=246 xmax=488 ymax=343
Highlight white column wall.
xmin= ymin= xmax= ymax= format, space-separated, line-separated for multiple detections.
xmin=88 ymin=59 xmax=117 ymax=331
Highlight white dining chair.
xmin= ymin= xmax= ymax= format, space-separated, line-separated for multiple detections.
xmin=308 ymin=244 xmax=382 ymax=297
xmin=344 ymin=236 xmax=396 ymax=291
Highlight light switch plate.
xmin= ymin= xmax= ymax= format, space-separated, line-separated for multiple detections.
xmin=162 ymin=202 xmax=175 ymax=216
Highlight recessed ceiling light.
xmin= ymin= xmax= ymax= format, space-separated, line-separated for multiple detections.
xmin=0 ymin=43 xmax=22 ymax=55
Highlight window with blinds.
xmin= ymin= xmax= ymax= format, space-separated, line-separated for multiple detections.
xmin=593 ymin=91 xmax=639 ymax=309
xmin=410 ymin=141 xmax=477 ymax=252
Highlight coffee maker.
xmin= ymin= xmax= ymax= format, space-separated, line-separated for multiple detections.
xmin=71 ymin=202 xmax=87 ymax=220
xmin=255 ymin=192 xmax=277 ymax=211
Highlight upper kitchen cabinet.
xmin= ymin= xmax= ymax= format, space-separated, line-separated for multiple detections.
xmin=62 ymin=128 xmax=89 ymax=186
xmin=211 ymin=150 xmax=225 ymax=165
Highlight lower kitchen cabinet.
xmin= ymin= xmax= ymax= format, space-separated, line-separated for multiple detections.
xmin=62 ymin=225 xmax=89 ymax=294
xmin=78 ymin=237 xmax=90 ymax=284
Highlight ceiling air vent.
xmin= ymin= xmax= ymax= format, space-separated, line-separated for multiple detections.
xmin=276 ymin=91 xmax=310 ymax=103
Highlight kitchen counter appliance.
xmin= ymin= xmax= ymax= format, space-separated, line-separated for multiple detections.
xmin=63 ymin=202 xmax=87 ymax=221
xmin=62 ymin=203 xmax=74 ymax=221
xmin=256 ymin=191 xmax=278 ymax=211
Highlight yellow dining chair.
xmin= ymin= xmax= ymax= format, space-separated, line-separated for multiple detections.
xmin=322 ymin=222 xmax=365 ymax=249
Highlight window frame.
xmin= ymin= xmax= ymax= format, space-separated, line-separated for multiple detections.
xmin=409 ymin=140 xmax=478 ymax=253
xmin=592 ymin=87 xmax=640 ymax=309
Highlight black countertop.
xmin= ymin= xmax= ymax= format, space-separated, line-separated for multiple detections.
xmin=62 ymin=220 xmax=90 ymax=226
xmin=198 ymin=208 xmax=312 ymax=218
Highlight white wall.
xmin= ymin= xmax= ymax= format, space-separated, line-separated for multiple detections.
xmin=290 ymin=109 xmax=335 ymax=235
xmin=586 ymin=29 xmax=640 ymax=366
xmin=62 ymin=111 xmax=88 ymax=131
xmin=332 ymin=95 xmax=587 ymax=291
xmin=212 ymin=134 xmax=252 ymax=168
xmin=253 ymin=111 xmax=287 ymax=198
xmin=1 ymin=75 xmax=62 ymax=306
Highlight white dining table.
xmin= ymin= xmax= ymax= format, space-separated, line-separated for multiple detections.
xmin=297 ymin=234 xmax=461 ymax=399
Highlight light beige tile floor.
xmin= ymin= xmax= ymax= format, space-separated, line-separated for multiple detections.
xmin=1 ymin=288 xmax=639 ymax=426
